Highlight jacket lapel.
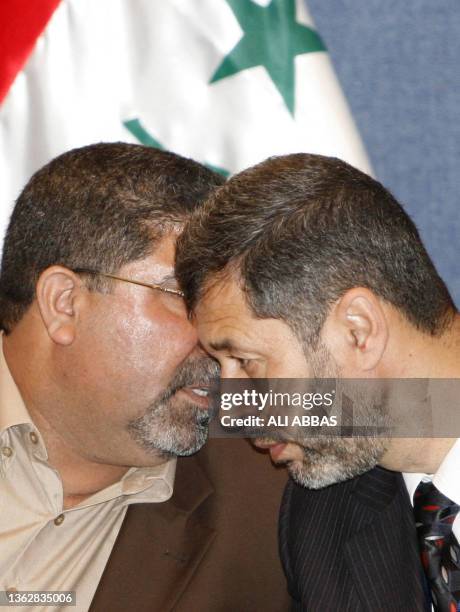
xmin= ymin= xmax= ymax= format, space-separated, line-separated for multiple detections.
xmin=90 ymin=455 xmax=215 ymax=612
xmin=344 ymin=468 xmax=427 ymax=611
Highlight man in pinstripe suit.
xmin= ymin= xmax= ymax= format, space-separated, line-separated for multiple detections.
xmin=176 ymin=153 xmax=460 ymax=611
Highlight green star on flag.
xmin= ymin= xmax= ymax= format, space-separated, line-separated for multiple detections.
xmin=0 ymin=0 xmax=372 ymax=233
xmin=210 ymin=0 xmax=326 ymax=115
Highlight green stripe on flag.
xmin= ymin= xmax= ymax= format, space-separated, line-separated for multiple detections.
xmin=123 ymin=118 xmax=230 ymax=178
xmin=123 ymin=118 xmax=164 ymax=149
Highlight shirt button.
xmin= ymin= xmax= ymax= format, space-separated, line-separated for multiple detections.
xmin=54 ymin=514 xmax=65 ymax=526
xmin=2 ymin=446 xmax=13 ymax=457
xmin=29 ymin=432 xmax=39 ymax=444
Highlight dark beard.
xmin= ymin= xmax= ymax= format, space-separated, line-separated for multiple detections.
xmin=127 ymin=355 xmax=220 ymax=457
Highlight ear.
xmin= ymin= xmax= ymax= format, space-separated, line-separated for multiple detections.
xmin=322 ymin=287 xmax=389 ymax=372
xmin=35 ymin=266 xmax=83 ymax=346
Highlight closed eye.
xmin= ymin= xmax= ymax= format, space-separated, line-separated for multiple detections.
xmin=232 ymin=356 xmax=251 ymax=369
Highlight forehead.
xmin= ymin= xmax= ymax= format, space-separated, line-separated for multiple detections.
xmin=195 ymin=280 xmax=254 ymax=338
xmin=194 ymin=278 xmax=299 ymax=352
xmin=119 ymin=231 xmax=178 ymax=278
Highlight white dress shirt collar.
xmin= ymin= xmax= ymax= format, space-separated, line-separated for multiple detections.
xmin=403 ymin=438 xmax=460 ymax=506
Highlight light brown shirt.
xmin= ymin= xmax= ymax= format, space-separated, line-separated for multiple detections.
xmin=0 ymin=339 xmax=175 ymax=611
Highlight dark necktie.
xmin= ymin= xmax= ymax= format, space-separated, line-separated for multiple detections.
xmin=414 ymin=480 xmax=460 ymax=612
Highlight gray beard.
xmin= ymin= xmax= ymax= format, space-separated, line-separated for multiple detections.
xmin=127 ymin=355 xmax=220 ymax=458
xmin=287 ymin=436 xmax=386 ymax=489
xmin=286 ymin=342 xmax=388 ymax=489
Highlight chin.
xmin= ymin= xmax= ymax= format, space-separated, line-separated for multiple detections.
xmin=285 ymin=438 xmax=387 ymax=490
xmin=145 ymin=426 xmax=209 ymax=459
xmin=286 ymin=458 xmax=366 ymax=489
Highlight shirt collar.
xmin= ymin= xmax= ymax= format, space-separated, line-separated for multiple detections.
xmin=120 ymin=458 xmax=176 ymax=504
xmin=403 ymin=438 xmax=460 ymax=506
xmin=1 ymin=333 xmax=176 ymax=505
xmin=68 ymin=457 xmax=177 ymax=510
xmin=0 ymin=334 xmax=33 ymax=432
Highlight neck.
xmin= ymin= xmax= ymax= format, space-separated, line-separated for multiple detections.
xmin=30 ymin=406 xmax=129 ymax=509
xmin=379 ymin=312 xmax=460 ymax=474
xmin=3 ymin=324 xmax=129 ymax=509
xmin=380 ymin=438 xmax=456 ymax=474
xmin=384 ymin=312 xmax=460 ymax=378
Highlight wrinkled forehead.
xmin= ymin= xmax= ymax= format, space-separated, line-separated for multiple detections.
xmin=193 ymin=276 xmax=306 ymax=368
xmin=194 ymin=278 xmax=254 ymax=337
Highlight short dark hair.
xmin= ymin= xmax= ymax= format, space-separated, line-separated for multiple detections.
xmin=0 ymin=142 xmax=224 ymax=333
xmin=176 ymin=153 xmax=456 ymax=345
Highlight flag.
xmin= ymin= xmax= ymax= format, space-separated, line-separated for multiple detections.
xmin=0 ymin=0 xmax=371 ymax=246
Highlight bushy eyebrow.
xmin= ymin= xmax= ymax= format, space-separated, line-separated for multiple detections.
xmin=155 ymin=274 xmax=178 ymax=286
xmin=209 ymin=339 xmax=235 ymax=352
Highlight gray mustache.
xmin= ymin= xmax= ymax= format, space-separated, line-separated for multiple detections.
xmin=163 ymin=356 xmax=220 ymax=401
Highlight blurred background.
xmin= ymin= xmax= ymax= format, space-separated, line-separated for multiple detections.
xmin=308 ymin=0 xmax=459 ymax=305
xmin=0 ymin=0 xmax=458 ymax=304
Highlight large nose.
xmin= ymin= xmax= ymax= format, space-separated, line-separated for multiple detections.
xmin=220 ymin=363 xmax=249 ymax=379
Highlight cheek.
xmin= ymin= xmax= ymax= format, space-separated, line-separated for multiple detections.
xmin=157 ymin=316 xmax=198 ymax=360
xmin=96 ymin=305 xmax=198 ymax=380
xmin=126 ymin=309 xmax=197 ymax=365
xmin=264 ymin=353 xmax=310 ymax=378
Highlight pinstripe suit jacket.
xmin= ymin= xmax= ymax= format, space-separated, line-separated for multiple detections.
xmin=279 ymin=467 xmax=428 ymax=611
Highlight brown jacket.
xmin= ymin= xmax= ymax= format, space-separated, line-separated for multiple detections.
xmin=90 ymin=439 xmax=291 ymax=611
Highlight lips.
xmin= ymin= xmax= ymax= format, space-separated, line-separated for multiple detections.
xmin=190 ymin=388 xmax=208 ymax=397
xmin=253 ymin=439 xmax=288 ymax=462
xmin=179 ymin=386 xmax=211 ymax=409
xmin=268 ymin=443 xmax=288 ymax=461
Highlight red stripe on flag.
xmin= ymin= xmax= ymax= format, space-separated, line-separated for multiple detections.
xmin=0 ymin=0 xmax=61 ymax=104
